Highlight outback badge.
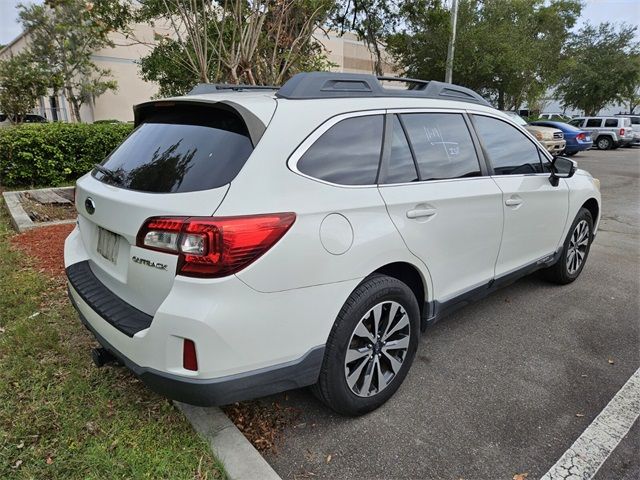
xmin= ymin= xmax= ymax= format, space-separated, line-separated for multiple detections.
xmin=132 ymin=256 xmax=168 ymax=271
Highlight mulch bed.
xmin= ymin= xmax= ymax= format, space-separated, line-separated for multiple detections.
xmin=9 ymin=223 xmax=75 ymax=278
xmin=20 ymin=194 xmax=77 ymax=223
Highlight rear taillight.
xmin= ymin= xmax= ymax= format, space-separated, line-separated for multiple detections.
xmin=620 ymin=128 xmax=625 ymax=136
xmin=136 ymin=213 xmax=296 ymax=278
xmin=576 ymin=133 xmax=585 ymax=141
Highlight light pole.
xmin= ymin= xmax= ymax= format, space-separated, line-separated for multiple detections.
xmin=445 ymin=0 xmax=459 ymax=84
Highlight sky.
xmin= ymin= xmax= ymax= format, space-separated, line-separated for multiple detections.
xmin=1 ymin=0 xmax=639 ymax=45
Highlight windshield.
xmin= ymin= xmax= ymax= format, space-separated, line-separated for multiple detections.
xmin=93 ymin=105 xmax=254 ymax=193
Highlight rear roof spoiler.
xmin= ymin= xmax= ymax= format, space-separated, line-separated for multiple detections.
xmin=133 ymin=99 xmax=270 ymax=146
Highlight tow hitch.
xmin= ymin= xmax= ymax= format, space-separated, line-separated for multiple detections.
xmin=91 ymin=347 xmax=119 ymax=367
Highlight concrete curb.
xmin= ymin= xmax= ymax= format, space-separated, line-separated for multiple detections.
xmin=2 ymin=187 xmax=76 ymax=233
xmin=175 ymin=402 xmax=281 ymax=480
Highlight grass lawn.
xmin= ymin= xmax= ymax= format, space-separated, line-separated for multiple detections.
xmin=0 ymin=201 xmax=226 ymax=479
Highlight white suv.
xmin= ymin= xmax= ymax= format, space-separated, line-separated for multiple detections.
xmin=65 ymin=73 xmax=601 ymax=416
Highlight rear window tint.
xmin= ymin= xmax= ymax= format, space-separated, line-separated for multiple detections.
xmin=296 ymin=115 xmax=383 ymax=185
xmin=383 ymin=116 xmax=418 ymax=184
xmin=402 ymin=113 xmax=481 ymax=180
xmin=94 ymin=104 xmax=253 ymax=193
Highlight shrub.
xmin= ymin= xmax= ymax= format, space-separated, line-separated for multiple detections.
xmin=0 ymin=122 xmax=133 ymax=187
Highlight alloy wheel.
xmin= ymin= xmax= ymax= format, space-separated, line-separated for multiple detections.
xmin=344 ymin=301 xmax=411 ymax=397
xmin=566 ymin=219 xmax=590 ymax=275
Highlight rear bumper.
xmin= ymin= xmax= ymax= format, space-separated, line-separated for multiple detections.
xmin=565 ymin=140 xmax=593 ymax=153
xmin=68 ymin=287 xmax=325 ymax=406
xmin=67 ymin=261 xmax=152 ymax=337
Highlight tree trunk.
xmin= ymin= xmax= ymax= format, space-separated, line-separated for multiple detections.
xmin=66 ymin=86 xmax=81 ymax=123
xmin=498 ymin=89 xmax=505 ymax=110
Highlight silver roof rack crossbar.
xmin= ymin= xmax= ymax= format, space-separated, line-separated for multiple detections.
xmin=275 ymin=72 xmax=491 ymax=107
xmin=185 ymin=73 xmax=491 ymax=107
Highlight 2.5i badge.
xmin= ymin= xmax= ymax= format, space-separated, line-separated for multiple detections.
xmin=132 ymin=256 xmax=168 ymax=271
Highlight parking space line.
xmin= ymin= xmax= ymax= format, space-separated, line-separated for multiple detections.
xmin=540 ymin=367 xmax=640 ymax=480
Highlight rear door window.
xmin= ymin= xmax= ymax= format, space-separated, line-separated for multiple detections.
xmin=383 ymin=116 xmax=419 ymax=184
xmin=400 ymin=113 xmax=481 ymax=180
xmin=94 ymin=104 xmax=254 ymax=193
xmin=568 ymin=119 xmax=583 ymax=127
xmin=586 ymin=118 xmax=602 ymax=128
xmin=296 ymin=115 xmax=383 ymax=185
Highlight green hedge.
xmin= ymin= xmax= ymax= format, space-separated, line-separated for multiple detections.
xmin=0 ymin=122 xmax=134 ymax=187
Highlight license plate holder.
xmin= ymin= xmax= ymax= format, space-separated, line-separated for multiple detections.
xmin=97 ymin=227 xmax=119 ymax=264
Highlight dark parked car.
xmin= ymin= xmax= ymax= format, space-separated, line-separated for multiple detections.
xmin=0 ymin=113 xmax=48 ymax=127
xmin=530 ymin=120 xmax=593 ymax=156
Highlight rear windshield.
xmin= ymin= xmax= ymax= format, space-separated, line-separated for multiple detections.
xmin=94 ymin=104 xmax=254 ymax=193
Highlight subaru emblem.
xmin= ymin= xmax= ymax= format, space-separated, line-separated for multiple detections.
xmin=85 ymin=197 xmax=96 ymax=215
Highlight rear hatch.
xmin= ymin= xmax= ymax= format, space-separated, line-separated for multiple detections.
xmin=74 ymin=98 xmax=275 ymax=316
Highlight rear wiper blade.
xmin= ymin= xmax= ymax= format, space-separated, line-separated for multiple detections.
xmin=94 ymin=164 xmax=123 ymax=184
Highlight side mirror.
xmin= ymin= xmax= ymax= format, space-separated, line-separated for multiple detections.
xmin=549 ymin=156 xmax=577 ymax=187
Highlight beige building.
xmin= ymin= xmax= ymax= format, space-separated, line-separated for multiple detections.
xmin=320 ymin=30 xmax=396 ymax=76
xmin=0 ymin=25 xmax=395 ymax=123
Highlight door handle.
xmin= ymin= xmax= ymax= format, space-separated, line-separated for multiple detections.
xmin=505 ymin=197 xmax=523 ymax=207
xmin=406 ymin=208 xmax=436 ymax=219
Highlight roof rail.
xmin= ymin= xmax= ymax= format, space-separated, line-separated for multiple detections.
xmin=275 ymin=72 xmax=492 ymax=107
xmin=188 ymin=83 xmax=279 ymax=95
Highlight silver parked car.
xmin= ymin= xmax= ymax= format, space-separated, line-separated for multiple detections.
xmin=614 ymin=114 xmax=640 ymax=146
xmin=569 ymin=116 xmax=634 ymax=150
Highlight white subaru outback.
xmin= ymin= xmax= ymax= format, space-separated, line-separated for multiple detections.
xmin=65 ymin=72 xmax=601 ymax=416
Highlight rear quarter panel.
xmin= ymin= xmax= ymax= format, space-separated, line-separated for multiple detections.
xmin=214 ymin=99 xmax=434 ymax=297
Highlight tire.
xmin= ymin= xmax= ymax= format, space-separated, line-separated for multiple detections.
xmin=542 ymin=208 xmax=594 ymax=285
xmin=312 ymin=274 xmax=420 ymax=416
xmin=565 ymin=150 xmax=577 ymax=157
xmin=596 ymin=136 xmax=612 ymax=150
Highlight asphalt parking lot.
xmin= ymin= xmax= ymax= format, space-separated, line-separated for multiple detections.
xmin=261 ymin=147 xmax=640 ymax=480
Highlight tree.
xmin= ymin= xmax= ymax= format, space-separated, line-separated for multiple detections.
xmin=556 ymin=23 xmax=640 ymax=116
xmin=387 ymin=0 xmax=582 ymax=110
xmin=620 ymin=83 xmax=640 ymax=114
xmin=137 ymin=0 xmax=335 ymax=96
xmin=0 ymin=53 xmax=49 ymax=123
xmin=331 ymin=0 xmax=400 ymax=75
xmin=18 ymin=0 xmax=131 ymax=122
